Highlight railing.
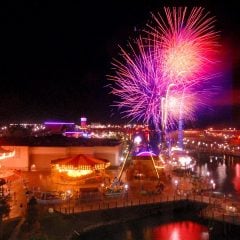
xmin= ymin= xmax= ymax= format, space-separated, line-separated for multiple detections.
xmin=186 ymin=146 xmax=240 ymax=158
xmin=52 ymin=193 xmax=240 ymax=225
xmin=54 ymin=194 xmax=184 ymax=214
xmin=187 ymin=194 xmax=240 ymax=225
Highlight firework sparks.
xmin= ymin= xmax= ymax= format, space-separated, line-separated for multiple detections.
xmin=109 ymin=7 xmax=219 ymax=132
xmin=148 ymin=7 xmax=219 ymax=86
xmin=108 ymin=38 xmax=164 ymax=128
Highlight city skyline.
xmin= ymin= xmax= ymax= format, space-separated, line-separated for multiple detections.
xmin=0 ymin=0 xmax=239 ymax=126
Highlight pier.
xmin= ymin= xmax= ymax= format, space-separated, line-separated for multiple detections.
xmin=54 ymin=192 xmax=240 ymax=226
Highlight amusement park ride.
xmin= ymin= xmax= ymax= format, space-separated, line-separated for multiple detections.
xmin=111 ymin=131 xmax=196 ymax=197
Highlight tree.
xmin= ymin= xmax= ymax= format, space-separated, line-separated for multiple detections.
xmin=0 ymin=198 xmax=10 ymax=239
xmin=26 ymin=196 xmax=38 ymax=228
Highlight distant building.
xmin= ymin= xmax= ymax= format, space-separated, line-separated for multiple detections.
xmin=44 ymin=121 xmax=75 ymax=134
xmin=80 ymin=117 xmax=87 ymax=129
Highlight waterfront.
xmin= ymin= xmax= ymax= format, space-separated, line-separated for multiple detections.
xmin=68 ymin=151 xmax=240 ymax=240
xmin=195 ymin=153 xmax=240 ymax=200
xmin=79 ymin=216 xmax=209 ymax=240
xmin=74 ymin=154 xmax=240 ymax=240
xmin=3 ymin=149 xmax=240 ymax=239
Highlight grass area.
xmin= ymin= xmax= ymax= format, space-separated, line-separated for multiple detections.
xmin=2 ymin=217 xmax=20 ymax=240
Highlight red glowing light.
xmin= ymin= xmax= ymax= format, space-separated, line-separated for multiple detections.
xmin=233 ymin=163 xmax=240 ymax=192
xmin=153 ymin=221 xmax=208 ymax=240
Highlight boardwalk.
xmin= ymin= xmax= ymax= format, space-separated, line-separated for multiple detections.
xmin=53 ymin=192 xmax=240 ymax=226
xmin=187 ymin=146 xmax=240 ymax=158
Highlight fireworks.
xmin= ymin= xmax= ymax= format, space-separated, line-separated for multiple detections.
xmin=148 ymin=7 xmax=219 ymax=86
xmin=109 ymin=38 xmax=163 ymax=128
xmin=162 ymin=88 xmax=195 ymax=130
xmin=109 ymin=7 xmax=219 ymax=132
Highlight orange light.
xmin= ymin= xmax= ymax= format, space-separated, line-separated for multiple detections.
xmin=0 ymin=150 xmax=15 ymax=160
xmin=66 ymin=169 xmax=92 ymax=177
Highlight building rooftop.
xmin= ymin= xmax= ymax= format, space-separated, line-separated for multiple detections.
xmin=0 ymin=135 xmax=121 ymax=147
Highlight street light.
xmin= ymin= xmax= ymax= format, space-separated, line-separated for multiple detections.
xmin=210 ymin=179 xmax=215 ymax=194
xmin=66 ymin=190 xmax=71 ymax=213
xmin=134 ymin=136 xmax=142 ymax=145
xmin=124 ymin=184 xmax=129 ymax=199
xmin=174 ymin=179 xmax=179 ymax=196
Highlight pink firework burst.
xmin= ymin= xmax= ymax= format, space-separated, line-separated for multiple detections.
xmin=148 ymin=7 xmax=219 ymax=86
xmin=162 ymin=86 xmax=210 ymax=130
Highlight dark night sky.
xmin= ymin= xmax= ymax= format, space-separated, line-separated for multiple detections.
xmin=0 ymin=0 xmax=239 ymax=126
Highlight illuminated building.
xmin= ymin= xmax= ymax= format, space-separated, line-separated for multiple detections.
xmin=51 ymin=154 xmax=110 ymax=177
xmin=0 ymin=147 xmax=15 ymax=160
xmin=80 ymin=117 xmax=87 ymax=129
xmin=0 ymin=136 xmax=122 ymax=171
xmin=44 ymin=121 xmax=75 ymax=134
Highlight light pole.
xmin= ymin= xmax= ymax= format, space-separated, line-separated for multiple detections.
xmin=210 ymin=179 xmax=215 ymax=196
xmin=124 ymin=184 xmax=129 ymax=200
xmin=66 ymin=190 xmax=71 ymax=213
xmin=174 ymin=179 xmax=179 ymax=196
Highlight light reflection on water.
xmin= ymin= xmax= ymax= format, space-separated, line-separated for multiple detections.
xmin=232 ymin=163 xmax=240 ymax=193
xmin=216 ymin=161 xmax=227 ymax=186
xmin=152 ymin=221 xmax=209 ymax=240
xmin=195 ymin=154 xmax=240 ymax=200
xmin=80 ymin=220 xmax=209 ymax=240
xmin=79 ymin=154 xmax=240 ymax=240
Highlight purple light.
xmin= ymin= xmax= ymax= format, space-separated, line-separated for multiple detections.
xmin=64 ymin=131 xmax=83 ymax=134
xmin=44 ymin=122 xmax=75 ymax=125
xmin=136 ymin=151 xmax=157 ymax=157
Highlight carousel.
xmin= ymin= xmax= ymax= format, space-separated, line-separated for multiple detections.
xmin=0 ymin=147 xmax=16 ymax=185
xmin=51 ymin=154 xmax=110 ymax=178
xmin=0 ymin=146 xmax=15 ymax=160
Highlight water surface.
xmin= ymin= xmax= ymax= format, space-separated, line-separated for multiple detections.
xmin=195 ymin=154 xmax=240 ymax=200
xmin=80 ymin=216 xmax=209 ymax=240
